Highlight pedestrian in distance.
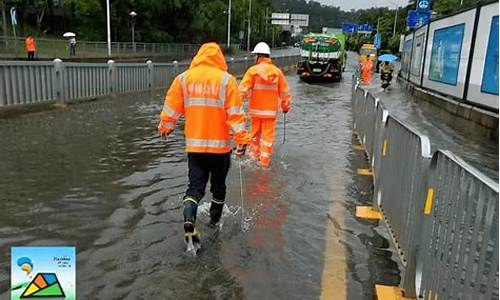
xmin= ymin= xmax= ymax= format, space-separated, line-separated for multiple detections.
xmin=157 ymin=42 xmax=249 ymax=254
xmin=361 ymin=55 xmax=374 ymax=85
xmin=239 ymin=42 xmax=292 ymax=168
xmin=69 ymin=36 xmax=77 ymax=56
xmin=25 ymin=35 xmax=36 ymax=60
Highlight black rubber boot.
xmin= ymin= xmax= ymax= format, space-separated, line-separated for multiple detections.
xmin=209 ymin=198 xmax=224 ymax=227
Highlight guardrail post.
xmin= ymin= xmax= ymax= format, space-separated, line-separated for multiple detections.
xmin=244 ymin=56 xmax=248 ymax=69
xmin=53 ymin=58 xmax=64 ymax=102
xmin=173 ymin=60 xmax=179 ymax=75
xmin=146 ymin=60 xmax=154 ymax=91
xmin=107 ymin=59 xmax=116 ymax=95
xmin=229 ymin=57 xmax=234 ymax=73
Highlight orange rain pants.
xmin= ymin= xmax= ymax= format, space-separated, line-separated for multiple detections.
xmin=249 ymin=117 xmax=276 ymax=167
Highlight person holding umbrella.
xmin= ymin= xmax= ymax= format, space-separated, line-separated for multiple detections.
xmin=63 ymin=32 xmax=77 ymax=56
xmin=378 ymin=54 xmax=398 ymax=90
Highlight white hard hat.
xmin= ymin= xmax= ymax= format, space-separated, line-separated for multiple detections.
xmin=252 ymin=42 xmax=271 ymax=55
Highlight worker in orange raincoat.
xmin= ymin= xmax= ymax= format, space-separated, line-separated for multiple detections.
xmin=361 ymin=55 xmax=374 ymax=84
xmin=239 ymin=42 xmax=291 ymax=167
xmin=25 ymin=35 xmax=36 ymax=61
xmin=157 ymin=42 xmax=249 ymax=250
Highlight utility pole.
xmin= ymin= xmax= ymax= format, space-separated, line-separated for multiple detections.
xmin=393 ymin=6 xmax=399 ymax=38
xmin=246 ymin=0 xmax=252 ymax=52
xmin=106 ymin=0 xmax=111 ymax=56
xmin=227 ymin=0 xmax=231 ymax=48
xmin=1 ymin=1 xmax=7 ymax=46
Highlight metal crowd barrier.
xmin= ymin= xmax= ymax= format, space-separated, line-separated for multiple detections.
xmin=351 ymin=80 xmax=499 ymax=299
xmin=0 ymin=54 xmax=300 ymax=107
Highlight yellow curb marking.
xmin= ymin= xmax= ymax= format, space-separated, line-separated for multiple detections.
xmin=357 ymin=168 xmax=373 ymax=176
xmin=375 ymin=285 xmax=416 ymax=300
xmin=382 ymin=139 xmax=388 ymax=156
xmin=356 ymin=206 xmax=382 ymax=220
xmin=424 ymin=188 xmax=434 ymax=215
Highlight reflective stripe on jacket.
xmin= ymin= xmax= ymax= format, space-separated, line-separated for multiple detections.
xmin=158 ymin=42 xmax=248 ymax=154
xmin=239 ymin=57 xmax=291 ymax=119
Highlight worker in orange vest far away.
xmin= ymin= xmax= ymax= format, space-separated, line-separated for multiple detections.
xmin=239 ymin=42 xmax=291 ymax=168
xmin=25 ymin=35 xmax=36 ymax=60
xmin=157 ymin=42 xmax=249 ymax=254
xmin=361 ymin=55 xmax=374 ymax=84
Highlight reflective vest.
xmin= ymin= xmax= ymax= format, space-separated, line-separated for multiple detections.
xmin=239 ymin=57 xmax=291 ymax=119
xmin=158 ymin=43 xmax=248 ymax=154
xmin=25 ymin=37 xmax=36 ymax=52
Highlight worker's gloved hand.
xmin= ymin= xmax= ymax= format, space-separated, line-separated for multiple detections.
xmin=159 ymin=129 xmax=173 ymax=140
xmin=281 ymin=102 xmax=290 ymax=114
xmin=235 ymin=144 xmax=247 ymax=156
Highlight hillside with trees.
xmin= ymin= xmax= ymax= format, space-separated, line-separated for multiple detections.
xmin=0 ymin=0 xmax=486 ymax=52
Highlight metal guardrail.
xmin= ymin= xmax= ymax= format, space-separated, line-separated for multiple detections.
xmin=0 ymin=36 xmax=204 ymax=59
xmin=0 ymin=54 xmax=300 ymax=107
xmin=351 ymin=77 xmax=499 ymax=299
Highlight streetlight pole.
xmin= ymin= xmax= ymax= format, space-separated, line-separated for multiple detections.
xmin=106 ymin=0 xmax=111 ymax=56
xmin=247 ymin=0 xmax=252 ymax=52
xmin=129 ymin=11 xmax=137 ymax=53
xmin=227 ymin=0 xmax=231 ymax=48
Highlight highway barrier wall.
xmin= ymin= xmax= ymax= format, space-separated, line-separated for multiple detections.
xmin=400 ymin=1 xmax=498 ymax=112
xmin=351 ymin=77 xmax=499 ymax=299
xmin=0 ymin=54 xmax=299 ymax=108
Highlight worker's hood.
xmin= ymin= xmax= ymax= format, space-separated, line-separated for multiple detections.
xmin=254 ymin=57 xmax=279 ymax=83
xmin=189 ymin=43 xmax=228 ymax=71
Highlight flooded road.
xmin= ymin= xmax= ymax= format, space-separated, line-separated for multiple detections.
xmin=0 ymin=56 xmax=401 ymax=299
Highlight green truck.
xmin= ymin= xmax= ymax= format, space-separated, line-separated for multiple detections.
xmin=297 ymin=32 xmax=347 ymax=82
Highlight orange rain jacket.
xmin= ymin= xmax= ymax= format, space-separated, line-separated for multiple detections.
xmin=25 ymin=37 xmax=36 ymax=52
xmin=158 ymin=43 xmax=248 ymax=154
xmin=239 ymin=57 xmax=291 ymax=119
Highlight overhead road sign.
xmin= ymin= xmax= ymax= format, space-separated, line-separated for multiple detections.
xmin=290 ymin=14 xmax=309 ymax=27
xmin=358 ymin=24 xmax=373 ymax=34
xmin=342 ymin=23 xmax=356 ymax=32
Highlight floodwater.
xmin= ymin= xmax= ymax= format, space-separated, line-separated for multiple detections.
xmin=0 ymin=55 xmax=402 ymax=299
xmin=365 ymin=72 xmax=499 ymax=180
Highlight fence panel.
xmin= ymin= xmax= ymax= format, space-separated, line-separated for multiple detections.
xmin=114 ymin=63 xmax=149 ymax=94
xmin=351 ymin=75 xmax=498 ymax=299
xmin=63 ymin=63 xmax=109 ymax=100
xmin=417 ymin=150 xmax=499 ymax=300
xmin=0 ymin=61 xmax=56 ymax=105
xmin=374 ymin=115 xmax=432 ymax=296
xmin=153 ymin=63 xmax=175 ymax=90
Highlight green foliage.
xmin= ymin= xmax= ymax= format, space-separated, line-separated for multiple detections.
xmin=0 ymin=0 xmax=485 ymax=49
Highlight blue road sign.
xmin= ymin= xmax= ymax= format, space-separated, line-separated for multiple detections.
xmin=342 ymin=23 xmax=374 ymax=33
xmin=417 ymin=0 xmax=431 ymax=12
xmin=374 ymin=33 xmax=382 ymax=49
xmin=407 ymin=10 xmax=430 ymax=29
xmin=342 ymin=23 xmax=356 ymax=32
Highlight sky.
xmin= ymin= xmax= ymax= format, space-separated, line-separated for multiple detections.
xmin=317 ymin=0 xmax=410 ymax=11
